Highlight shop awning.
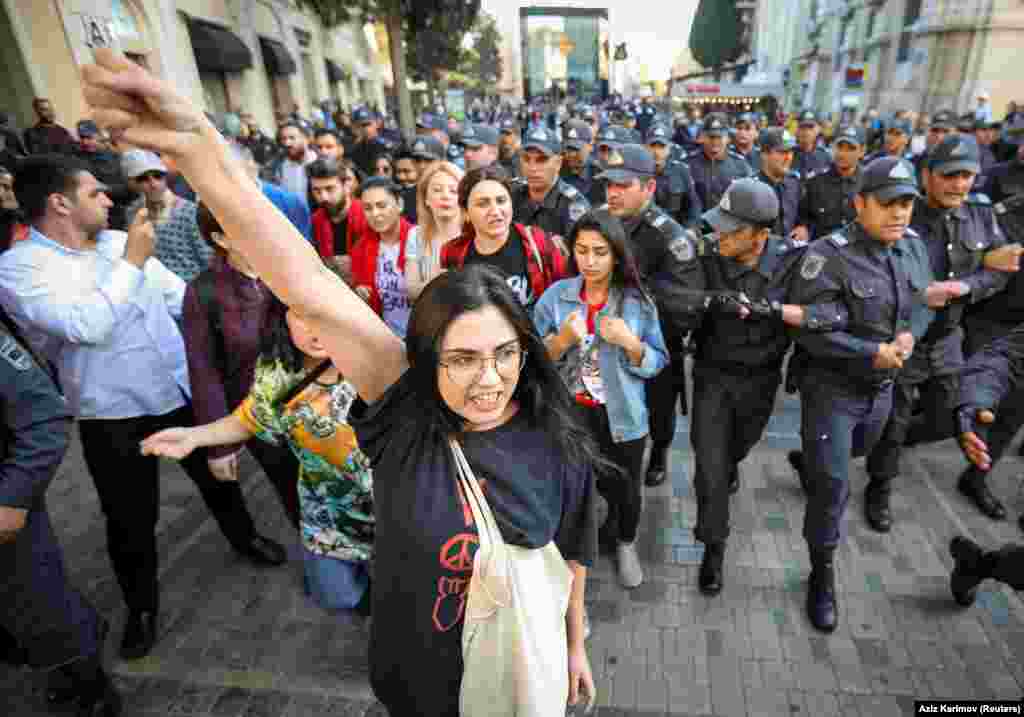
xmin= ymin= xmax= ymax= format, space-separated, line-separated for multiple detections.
xmin=260 ymin=37 xmax=297 ymax=76
xmin=185 ymin=16 xmax=253 ymax=73
xmin=325 ymin=59 xmax=346 ymax=83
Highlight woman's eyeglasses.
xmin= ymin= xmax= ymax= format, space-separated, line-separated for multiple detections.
xmin=440 ymin=346 xmax=527 ymax=386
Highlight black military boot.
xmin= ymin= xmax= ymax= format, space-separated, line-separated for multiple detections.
xmin=957 ymin=471 xmax=1007 ymax=521
xmin=806 ymin=550 xmax=838 ymax=633
xmin=949 ymin=536 xmax=993 ymax=607
xmin=645 ymin=442 xmax=670 ymax=487
xmin=67 ymin=658 xmax=122 ymax=717
xmin=699 ymin=542 xmax=725 ymax=596
xmin=864 ymin=478 xmax=893 ymax=533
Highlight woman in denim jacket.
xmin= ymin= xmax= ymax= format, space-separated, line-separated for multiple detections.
xmin=534 ymin=208 xmax=668 ymax=589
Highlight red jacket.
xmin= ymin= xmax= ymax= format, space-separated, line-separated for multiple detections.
xmin=350 ymin=217 xmax=414 ymax=316
xmin=312 ymin=199 xmax=370 ymax=259
xmin=440 ymin=223 xmax=569 ymax=303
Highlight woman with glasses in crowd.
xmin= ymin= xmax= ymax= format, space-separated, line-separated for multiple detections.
xmin=534 ymin=208 xmax=668 ymax=589
xmin=87 ymin=48 xmax=597 ymax=717
xmin=404 ymin=161 xmax=464 ymax=300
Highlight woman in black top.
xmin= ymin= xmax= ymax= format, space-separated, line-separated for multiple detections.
xmin=87 ymin=49 xmax=599 ymax=716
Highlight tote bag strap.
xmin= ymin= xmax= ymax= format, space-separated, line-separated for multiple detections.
xmin=449 ymin=438 xmax=512 ymax=610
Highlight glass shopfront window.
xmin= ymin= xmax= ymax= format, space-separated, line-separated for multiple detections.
xmin=520 ymin=8 xmax=609 ymax=102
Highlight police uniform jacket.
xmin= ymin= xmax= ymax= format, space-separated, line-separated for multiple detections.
xmin=349 ymin=137 xmax=391 ymax=178
xmin=983 ymin=159 xmax=1024 ymax=203
xmin=798 ymin=165 xmax=860 ymax=240
xmin=731 ymin=144 xmax=762 ymax=173
xmin=512 ymin=178 xmax=590 ymax=238
xmin=792 ymin=146 xmax=832 ymax=178
xmin=692 ymin=235 xmax=846 ymax=370
xmin=958 ymin=321 xmax=1024 ymax=413
xmin=560 ymin=157 xmax=600 ymax=200
xmin=619 ymin=203 xmax=704 ymax=341
xmin=655 ymin=160 xmax=702 ymax=228
xmin=911 ymin=196 xmax=1009 ymax=343
xmin=685 ymin=149 xmax=753 ymax=213
xmin=788 ymin=223 xmax=933 ymax=388
xmin=499 ymin=152 xmax=521 ymax=179
xmin=757 ymin=170 xmax=802 ymax=238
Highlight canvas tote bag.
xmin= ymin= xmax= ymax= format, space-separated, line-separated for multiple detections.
xmin=449 ymin=438 xmax=574 ymax=717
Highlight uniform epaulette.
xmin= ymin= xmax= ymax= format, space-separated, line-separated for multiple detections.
xmin=827 ymin=233 xmax=849 ymax=247
xmin=805 ymin=168 xmax=823 ymax=181
xmin=995 ymin=201 xmax=1006 ymax=214
xmin=966 ymin=192 xmax=992 ymax=205
xmin=727 ymin=149 xmax=745 ymax=160
xmin=561 ymin=183 xmax=579 ymax=199
xmin=904 ymin=226 xmax=920 ymax=238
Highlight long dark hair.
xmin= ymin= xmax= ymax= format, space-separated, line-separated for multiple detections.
xmin=259 ymin=294 xmax=305 ymax=374
xmin=406 ymin=264 xmax=614 ymax=474
xmin=568 ymin=208 xmax=652 ymax=304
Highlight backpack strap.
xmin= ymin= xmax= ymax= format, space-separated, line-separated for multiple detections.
xmin=275 ymin=359 xmax=333 ymax=408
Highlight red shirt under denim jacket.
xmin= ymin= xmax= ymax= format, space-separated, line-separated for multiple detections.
xmin=439 ymin=223 xmax=569 ymax=303
xmin=350 ymin=217 xmax=414 ymax=316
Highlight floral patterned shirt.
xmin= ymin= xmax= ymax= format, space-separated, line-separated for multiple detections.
xmin=234 ymin=357 xmax=374 ymax=562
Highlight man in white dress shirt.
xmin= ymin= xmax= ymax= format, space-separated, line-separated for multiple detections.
xmin=0 ymin=154 xmax=286 ymax=661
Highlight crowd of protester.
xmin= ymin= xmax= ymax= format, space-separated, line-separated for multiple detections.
xmin=2 ymin=54 xmax=1024 ymax=716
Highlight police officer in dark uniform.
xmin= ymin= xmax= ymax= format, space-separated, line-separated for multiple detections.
xmin=689 ymin=179 xmax=849 ymax=595
xmin=646 ymin=123 xmax=701 ymax=228
xmin=787 ymin=156 xmax=934 ymax=632
xmin=865 ymin=117 xmax=915 ymax=164
xmin=730 ymin=112 xmax=761 ymax=172
xmin=756 ymin=128 xmax=803 ymax=239
xmin=798 ymin=125 xmax=865 ymax=240
xmin=600 ymin=145 xmax=706 ymax=489
xmin=0 ymin=308 xmax=121 ymax=715
xmin=511 ymin=126 xmax=591 ymax=238
xmin=686 ymin=113 xmax=753 ymax=213
xmin=636 ymin=97 xmax=658 ymax=136
xmin=560 ymin=120 xmax=599 ymax=199
xmin=349 ymin=107 xmax=392 ymax=179
xmin=498 ymin=118 xmax=522 ymax=178
xmin=983 ymin=119 xmax=1024 ymax=203
xmin=71 ymin=121 xmax=133 ymax=231
xmin=861 ymin=136 xmax=1011 ymax=532
xmin=793 ymin=110 xmax=832 ymax=178
xmin=590 ymin=126 xmax=628 ymax=206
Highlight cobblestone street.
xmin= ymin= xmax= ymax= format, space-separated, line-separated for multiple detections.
xmin=3 ymin=390 xmax=1024 ymax=716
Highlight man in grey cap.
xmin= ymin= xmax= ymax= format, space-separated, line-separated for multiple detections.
xmin=756 ymin=128 xmax=803 ymax=240
xmin=982 ymin=116 xmax=1024 ymax=203
xmin=685 ymin=113 xmax=753 ymax=210
xmin=729 ymin=112 xmax=761 ymax=171
xmin=461 ymin=123 xmax=499 ymax=171
xmin=599 ymin=144 xmax=705 ymax=490
xmin=689 ymin=178 xmax=847 ymax=596
xmin=799 ymin=125 xmax=866 ymax=240
xmin=786 ymin=156 xmax=936 ymax=632
xmin=793 ymin=110 xmax=832 ymax=177
xmin=560 ymin=120 xmax=599 ymax=200
xmin=498 ymin=118 xmax=522 ymax=177
xmin=865 ymin=117 xmax=914 ymax=164
xmin=511 ymin=125 xmax=590 ymax=239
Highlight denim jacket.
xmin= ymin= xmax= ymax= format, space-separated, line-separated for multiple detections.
xmin=534 ymin=277 xmax=668 ymax=443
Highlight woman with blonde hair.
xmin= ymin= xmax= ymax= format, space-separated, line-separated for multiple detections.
xmin=404 ymin=161 xmax=464 ymax=299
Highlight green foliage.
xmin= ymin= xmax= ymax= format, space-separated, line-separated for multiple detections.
xmin=689 ymin=0 xmax=743 ymax=72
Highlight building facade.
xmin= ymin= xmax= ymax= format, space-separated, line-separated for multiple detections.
xmin=1 ymin=0 xmax=386 ymax=137
xmin=780 ymin=0 xmax=1024 ymax=119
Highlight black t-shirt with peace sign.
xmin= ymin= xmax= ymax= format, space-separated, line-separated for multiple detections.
xmin=353 ymin=370 xmax=596 ymax=717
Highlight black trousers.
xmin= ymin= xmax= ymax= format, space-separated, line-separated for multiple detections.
xmin=78 ymin=403 xmax=259 ymax=612
xmin=646 ymin=351 xmax=687 ymax=462
xmin=245 ymin=437 xmax=301 ymax=529
xmin=691 ymin=364 xmax=780 ymax=544
xmin=579 ymin=404 xmax=646 ymax=543
xmin=989 ymin=545 xmax=1024 ymax=589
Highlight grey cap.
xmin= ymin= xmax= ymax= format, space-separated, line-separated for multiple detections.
xmin=886 ymin=118 xmax=913 ymax=136
xmin=461 ymin=123 xmax=499 ymax=148
xmin=833 ymin=125 xmax=865 ymax=146
xmin=645 ymin=123 xmax=673 ymax=145
xmin=927 ymin=135 xmax=982 ymax=175
xmin=521 ymin=126 xmax=561 ymax=156
xmin=734 ymin=112 xmax=758 ymax=127
xmin=858 ymin=156 xmax=921 ymax=202
xmin=121 ymin=149 xmax=167 ymax=179
xmin=597 ymin=144 xmax=657 ymax=183
xmin=409 ymin=135 xmax=445 ymax=161
xmin=596 ymin=126 xmax=623 ymax=148
xmin=759 ymin=128 xmax=796 ymax=152
xmin=351 ymin=107 xmax=373 ymax=124
xmin=798 ymin=110 xmax=819 ymax=126
xmin=563 ymin=122 xmax=593 ymax=149
xmin=702 ymin=113 xmax=730 ymax=137
xmin=499 ymin=118 xmax=520 ymax=134
xmin=702 ymin=178 xmax=780 ymax=233
xmin=930 ymin=110 xmax=958 ymax=130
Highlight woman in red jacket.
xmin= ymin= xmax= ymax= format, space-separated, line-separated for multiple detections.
xmin=350 ymin=177 xmax=414 ymax=337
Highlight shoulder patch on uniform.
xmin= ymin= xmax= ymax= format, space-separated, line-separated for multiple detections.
xmin=827 ymin=233 xmax=848 ymax=247
xmin=800 ymin=252 xmax=827 ymax=280
xmin=668 ymin=233 xmax=695 ymax=263
xmin=562 ymin=183 xmax=579 ymax=198
xmin=995 ymin=201 xmax=1007 ymax=215
xmin=0 ymin=335 xmax=33 ymax=372
xmin=568 ymin=201 xmax=587 ymax=222
xmin=967 ymin=192 xmax=992 ymax=205
xmin=651 ymin=213 xmax=668 ymax=228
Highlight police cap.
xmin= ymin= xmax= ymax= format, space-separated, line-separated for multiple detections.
xmin=702 ymin=177 xmax=780 ymax=232
xmin=858 ymin=156 xmax=921 ymax=202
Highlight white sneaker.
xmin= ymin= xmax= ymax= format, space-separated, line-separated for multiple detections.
xmin=616 ymin=541 xmax=644 ymax=588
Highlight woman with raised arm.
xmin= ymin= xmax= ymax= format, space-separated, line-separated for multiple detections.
xmin=84 ymin=51 xmax=596 ymax=716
